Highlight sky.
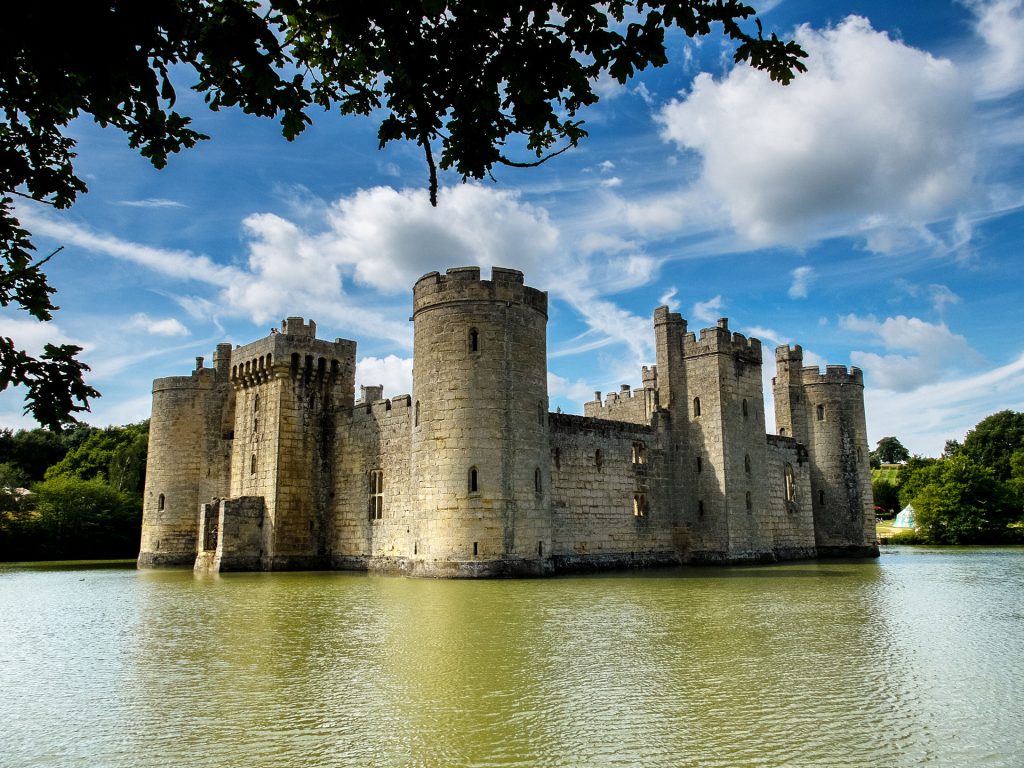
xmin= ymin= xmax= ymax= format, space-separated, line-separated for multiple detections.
xmin=3 ymin=0 xmax=1024 ymax=457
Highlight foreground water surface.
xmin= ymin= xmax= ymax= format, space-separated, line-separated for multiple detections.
xmin=1 ymin=547 xmax=1022 ymax=768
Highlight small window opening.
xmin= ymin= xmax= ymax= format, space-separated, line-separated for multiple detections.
xmin=595 ymin=449 xmax=603 ymax=469
xmin=817 ymin=404 xmax=825 ymax=421
xmin=696 ymin=456 xmax=702 ymax=473
xmin=779 ymin=427 xmax=787 ymax=436
xmin=633 ymin=493 xmax=648 ymax=517
xmin=553 ymin=447 xmax=561 ymax=470
xmin=368 ymin=470 xmax=383 ymax=520
xmin=632 ymin=442 xmax=647 ymax=465
xmin=473 ymin=541 xmax=479 ymax=557
xmin=744 ymin=453 xmax=751 ymax=473
xmin=534 ymin=467 xmax=542 ymax=494
xmin=250 ymin=454 xmax=257 ymax=475
xmin=253 ymin=417 xmax=258 ymax=434
xmin=414 ymin=542 xmax=418 ymax=555
xmin=414 ymin=400 xmax=420 ymax=427
xmin=158 ymin=493 xmax=165 ymax=511
xmin=254 ymin=394 xmax=260 ymax=412
xmin=693 ymin=397 xmax=702 ymax=417
xmin=538 ymin=541 xmax=544 ymax=556
xmin=819 ymin=489 xmax=825 ymax=506
xmin=745 ymin=491 xmax=752 ymax=511
xmin=784 ymin=463 xmax=796 ymax=502
xmin=698 ymin=500 xmax=705 ymax=517
xmin=469 ymin=467 xmax=479 ymax=493
xmin=469 ymin=328 xmax=479 ymax=352
xmin=742 ymin=398 xmax=749 ymax=419
xmin=857 ymin=446 xmax=863 ymax=464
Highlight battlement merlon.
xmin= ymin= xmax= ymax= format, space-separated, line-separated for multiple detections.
xmin=775 ymin=344 xmax=804 ymax=364
xmin=412 ymin=266 xmax=548 ymax=318
xmin=227 ymin=318 xmax=357 ymax=389
xmin=799 ymin=364 xmax=864 ymax=387
xmin=152 ymin=369 xmax=217 ymax=394
xmin=682 ymin=318 xmax=762 ymax=362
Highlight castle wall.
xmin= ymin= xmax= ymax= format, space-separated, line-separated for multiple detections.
xmin=763 ymin=436 xmax=816 ymax=559
xmin=548 ymin=414 xmax=678 ymax=569
xmin=583 ymin=384 xmax=658 ymax=425
xmin=332 ymin=395 xmax=415 ymax=567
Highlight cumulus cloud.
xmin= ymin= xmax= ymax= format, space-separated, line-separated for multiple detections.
xmin=601 ymin=177 xmax=623 ymax=188
xmin=654 ymin=15 xmax=975 ymax=250
xmin=129 ymin=313 xmax=189 ymax=337
xmin=356 ymin=355 xmax=413 ymax=398
xmin=0 ymin=316 xmax=85 ymax=355
xmin=840 ymin=313 xmax=977 ymax=391
xmin=659 ymin=286 xmax=679 ymax=310
xmin=692 ymin=295 xmax=724 ymax=324
xmin=788 ymin=266 xmax=815 ymax=299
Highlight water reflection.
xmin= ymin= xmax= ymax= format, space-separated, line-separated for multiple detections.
xmin=2 ymin=550 xmax=1023 ymax=767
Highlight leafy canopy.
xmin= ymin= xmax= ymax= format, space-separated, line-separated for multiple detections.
xmin=1 ymin=1 xmax=805 ymax=428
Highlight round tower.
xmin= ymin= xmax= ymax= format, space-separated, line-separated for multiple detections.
xmin=410 ymin=266 xmax=551 ymax=575
xmin=138 ymin=365 xmax=214 ymax=567
xmin=800 ymin=365 xmax=878 ymax=557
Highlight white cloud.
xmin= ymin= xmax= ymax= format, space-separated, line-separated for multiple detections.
xmin=130 ymin=313 xmax=189 ymax=337
xmin=659 ymin=286 xmax=679 ymax=310
xmin=548 ymin=371 xmax=597 ymax=408
xmin=744 ymin=325 xmax=789 ymax=348
xmin=599 ymin=160 xmax=616 ymax=172
xmin=654 ymin=15 xmax=975 ymax=250
xmin=840 ymin=313 xmax=977 ymax=391
xmin=969 ymin=0 xmax=1024 ymax=100
xmin=788 ymin=266 xmax=815 ymax=299
xmin=692 ymin=295 xmax=724 ymax=324
xmin=117 ymin=198 xmax=186 ymax=209
xmin=601 ymin=176 xmax=623 ymax=188
xmin=928 ymin=284 xmax=961 ymax=314
xmin=0 ymin=316 xmax=85 ymax=355
xmin=356 ymin=355 xmax=413 ymax=398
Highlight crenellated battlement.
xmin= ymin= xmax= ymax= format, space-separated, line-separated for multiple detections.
xmin=799 ymin=364 xmax=864 ymax=387
xmin=152 ymin=368 xmax=217 ymax=393
xmin=282 ymin=316 xmax=316 ymax=338
xmin=682 ymin=318 xmax=762 ymax=362
xmin=775 ymin=344 xmax=804 ymax=364
xmin=412 ymin=266 xmax=547 ymax=318
xmin=228 ymin=320 xmax=356 ymax=390
xmin=350 ymin=394 xmax=413 ymax=425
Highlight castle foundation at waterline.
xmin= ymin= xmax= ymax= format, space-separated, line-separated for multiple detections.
xmin=138 ymin=267 xmax=878 ymax=577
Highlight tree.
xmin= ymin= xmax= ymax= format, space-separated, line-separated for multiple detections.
xmin=2 ymin=1 xmax=807 ymax=428
xmin=873 ymin=436 xmax=910 ymax=465
xmin=44 ymin=421 xmax=149 ymax=495
xmin=960 ymin=410 xmax=1024 ymax=482
xmin=911 ymin=455 xmax=1016 ymax=544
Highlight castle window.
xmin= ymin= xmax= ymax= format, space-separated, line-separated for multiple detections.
xmin=632 ymin=442 xmax=647 ymax=464
xmin=158 ymin=493 xmax=165 ymax=511
xmin=553 ymin=447 xmax=561 ymax=471
xmin=468 ymin=467 xmax=479 ymax=493
xmin=693 ymin=397 xmax=701 ymax=417
xmin=266 ymin=353 xmax=272 ymax=367
xmin=779 ymin=427 xmax=787 ymax=436
xmin=742 ymin=399 xmax=749 ymax=419
xmin=817 ymin=404 xmax=825 ymax=421
xmin=857 ymin=446 xmax=863 ymax=464
xmin=254 ymin=393 xmax=259 ymax=412
xmin=368 ymin=470 xmax=383 ymax=521
xmin=633 ymin=493 xmax=648 ymax=517
xmin=595 ymin=449 xmax=603 ymax=470
xmin=744 ymin=453 xmax=751 ymax=473
xmin=819 ymin=490 xmax=825 ymax=506
xmin=250 ymin=454 xmax=257 ymax=475
xmin=698 ymin=500 xmax=705 ymax=516
xmin=784 ymin=463 xmax=796 ymax=502
xmin=538 ymin=541 xmax=544 ymax=557
xmin=473 ymin=541 xmax=479 ymax=557
xmin=468 ymin=327 xmax=479 ymax=352
xmin=745 ymin=491 xmax=752 ymax=511
xmin=254 ymin=417 xmax=258 ymax=434
xmin=696 ymin=456 xmax=702 ymax=473
xmin=414 ymin=401 xmax=420 ymax=427
xmin=291 ymin=353 xmax=300 ymax=373
xmin=534 ymin=467 xmax=542 ymax=495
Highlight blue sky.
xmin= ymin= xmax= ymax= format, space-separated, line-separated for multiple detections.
xmin=4 ymin=0 xmax=1023 ymax=456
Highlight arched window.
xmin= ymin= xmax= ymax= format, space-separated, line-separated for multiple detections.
xmin=534 ymin=467 xmax=542 ymax=494
xmin=784 ymin=463 xmax=796 ymax=502
xmin=696 ymin=456 xmax=703 ymax=473
xmin=693 ymin=397 xmax=702 ymax=417
xmin=779 ymin=427 xmax=787 ymax=436
xmin=468 ymin=466 xmax=479 ymax=493
xmin=368 ymin=470 xmax=383 ymax=520
xmin=744 ymin=453 xmax=751 ymax=473
xmin=414 ymin=401 xmax=420 ymax=427
xmin=742 ymin=399 xmax=749 ymax=419
xmin=817 ymin=404 xmax=825 ymax=421
xmin=632 ymin=442 xmax=647 ymax=464
xmin=633 ymin=493 xmax=648 ymax=517
xmin=253 ymin=394 xmax=259 ymax=412
xmin=745 ymin=491 xmax=752 ymax=511
xmin=468 ymin=327 xmax=479 ymax=352
xmin=158 ymin=493 xmax=165 ymax=511
xmin=250 ymin=454 xmax=257 ymax=475
xmin=857 ymin=446 xmax=863 ymax=463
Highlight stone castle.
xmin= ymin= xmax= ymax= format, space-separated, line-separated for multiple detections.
xmin=138 ymin=266 xmax=878 ymax=577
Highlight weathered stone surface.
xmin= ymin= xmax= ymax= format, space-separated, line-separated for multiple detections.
xmin=139 ymin=266 xmax=878 ymax=577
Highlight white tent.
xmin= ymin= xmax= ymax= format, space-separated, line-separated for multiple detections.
xmin=893 ymin=503 xmax=915 ymax=529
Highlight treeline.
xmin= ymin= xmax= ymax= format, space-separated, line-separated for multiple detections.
xmin=872 ymin=411 xmax=1024 ymax=544
xmin=0 ymin=421 xmax=147 ymax=561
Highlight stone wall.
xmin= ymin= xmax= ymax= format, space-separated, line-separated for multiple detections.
xmin=763 ymin=436 xmax=816 ymax=559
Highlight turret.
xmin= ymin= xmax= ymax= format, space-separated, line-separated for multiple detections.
xmin=410 ymin=266 xmax=551 ymax=575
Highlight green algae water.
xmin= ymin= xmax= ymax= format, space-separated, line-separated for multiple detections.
xmin=2 ymin=548 xmax=1023 ymax=768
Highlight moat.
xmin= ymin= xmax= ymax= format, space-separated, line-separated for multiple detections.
xmin=2 ymin=547 xmax=1023 ymax=767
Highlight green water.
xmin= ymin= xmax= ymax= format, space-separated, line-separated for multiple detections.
xmin=1 ymin=548 xmax=1023 ymax=767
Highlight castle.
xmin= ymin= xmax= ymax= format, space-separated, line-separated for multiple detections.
xmin=138 ymin=266 xmax=878 ymax=576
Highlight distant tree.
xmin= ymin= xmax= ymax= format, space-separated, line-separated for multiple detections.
xmin=0 ymin=425 xmax=95 ymax=482
xmin=2 ymin=1 xmax=806 ymax=428
xmin=44 ymin=421 xmax=148 ymax=495
xmin=911 ymin=456 xmax=1016 ymax=544
xmin=872 ymin=477 xmax=900 ymax=516
xmin=896 ymin=456 xmax=940 ymax=509
xmin=960 ymin=410 xmax=1024 ymax=482
xmin=874 ymin=436 xmax=910 ymax=464
xmin=942 ymin=439 xmax=962 ymax=458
